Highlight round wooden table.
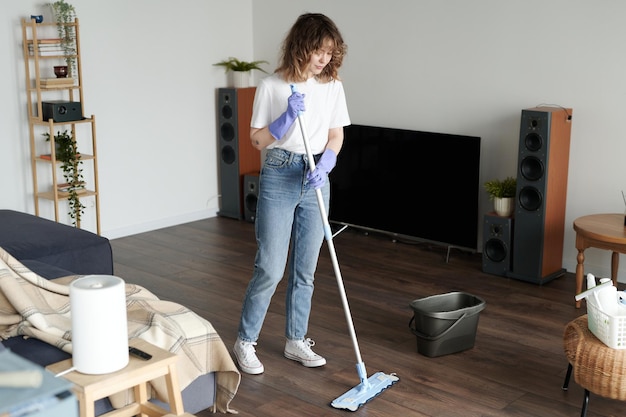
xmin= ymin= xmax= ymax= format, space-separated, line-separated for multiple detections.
xmin=574 ymin=213 xmax=626 ymax=308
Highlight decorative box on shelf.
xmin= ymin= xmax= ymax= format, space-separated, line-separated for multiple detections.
xmin=40 ymin=77 xmax=76 ymax=88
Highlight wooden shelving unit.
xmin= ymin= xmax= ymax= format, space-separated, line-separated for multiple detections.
xmin=21 ymin=17 xmax=100 ymax=234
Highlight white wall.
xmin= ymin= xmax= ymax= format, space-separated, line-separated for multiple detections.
xmin=2 ymin=1 xmax=626 ymax=282
xmin=252 ymin=0 xmax=626 ymax=282
xmin=1 ymin=0 xmax=253 ymax=237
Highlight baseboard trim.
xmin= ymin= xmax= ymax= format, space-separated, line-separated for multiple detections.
xmin=103 ymin=209 xmax=217 ymax=239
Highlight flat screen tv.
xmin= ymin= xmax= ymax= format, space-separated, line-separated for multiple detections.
xmin=329 ymin=124 xmax=481 ymax=251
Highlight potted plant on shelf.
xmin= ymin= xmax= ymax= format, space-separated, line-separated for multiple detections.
xmin=49 ymin=0 xmax=77 ymax=77
xmin=43 ymin=130 xmax=85 ymax=226
xmin=213 ymin=57 xmax=269 ymax=88
xmin=484 ymin=176 xmax=517 ymax=217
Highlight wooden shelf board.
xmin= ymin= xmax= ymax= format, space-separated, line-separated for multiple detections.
xmin=32 ymin=117 xmax=93 ymax=126
xmin=38 ymin=190 xmax=96 ymax=200
xmin=37 ymin=154 xmax=94 ymax=162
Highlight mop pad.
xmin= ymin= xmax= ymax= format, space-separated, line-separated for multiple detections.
xmin=331 ymin=366 xmax=399 ymax=411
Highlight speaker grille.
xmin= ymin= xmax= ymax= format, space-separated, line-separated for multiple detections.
xmin=518 ymin=186 xmax=543 ymax=212
xmin=524 ymin=132 xmax=543 ymax=152
xmin=485 ymin=238 xmax=507 ymax=263
xmin=220 ymin=123 xmax=235 ymax=142
xmin=520 ymin=156 xmax=544 ymax=181
xmin=221 ymin=104 xmax=233 ymax=119
xmin=245 ymin=193 xmax=258 ymax=216
xmin=221 ymin=145 xmax=236 ymax=165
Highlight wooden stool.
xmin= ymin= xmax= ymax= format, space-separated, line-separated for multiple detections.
xmin=47 ymin=338 xmax=185 ymax=417
xmin=562 ymin=315 xmax=626 ymax=417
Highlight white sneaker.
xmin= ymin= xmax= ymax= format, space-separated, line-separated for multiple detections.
xmin=233 ymin=338 xmax=264 ymax=375
xmin=284 ymin=338 xmax=326 ymax=367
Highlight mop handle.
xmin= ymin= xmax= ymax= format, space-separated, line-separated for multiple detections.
xmin=290 ymin=85 xmax=332 ymax=241
xmin=291 ymin=85 xmax=365 ymax=366
xmin=574 ymin=279 xmax=612 ymax=302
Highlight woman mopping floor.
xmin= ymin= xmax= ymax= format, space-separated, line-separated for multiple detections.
xmin=232 ymin=12 xmax=397 ymax=410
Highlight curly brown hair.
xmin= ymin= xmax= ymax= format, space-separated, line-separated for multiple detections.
xmin=275 ymin=13 xmax=347 ymax=83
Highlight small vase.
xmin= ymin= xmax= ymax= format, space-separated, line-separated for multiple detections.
xmin=232 ymin=71 xmax=250 ymax=88
xmin=54 ymin=65 xmax=68 ymax=78
xmin=493 ymin=197 xmax=514 ymax=217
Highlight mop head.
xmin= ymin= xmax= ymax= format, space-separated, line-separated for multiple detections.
xmin=331 ymin=371 xmax=399 ymax=411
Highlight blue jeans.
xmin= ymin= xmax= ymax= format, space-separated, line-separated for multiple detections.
xmin=238 ymin=148 xmax=329 ymax=342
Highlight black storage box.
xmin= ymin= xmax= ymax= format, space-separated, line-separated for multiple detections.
xmin=409 ymin=291 xmax=486 ymax=357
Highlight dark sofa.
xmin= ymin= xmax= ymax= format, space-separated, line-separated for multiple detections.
xmin=0 ymin=209 xmax=216 ymax=415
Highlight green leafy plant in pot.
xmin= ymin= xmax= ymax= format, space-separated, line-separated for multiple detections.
xmin=213 ymin=57 xmax=269 ymax=88
xmin=48 ymin=0 xmax=77 ymax=77
xmin=43 ymin=129 xmax=85 ymax=226
xmin=484 ymin=176 xmax=517 ymax=217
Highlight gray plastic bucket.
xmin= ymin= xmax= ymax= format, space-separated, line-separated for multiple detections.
xmin=409 ymin=291 xmax=486 ymax=357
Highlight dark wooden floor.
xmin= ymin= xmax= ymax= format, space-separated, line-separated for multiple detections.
xmin=110 ymin=216 xmax=623 ymax=417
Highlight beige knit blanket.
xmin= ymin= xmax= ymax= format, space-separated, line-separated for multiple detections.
xmin=0 ymin=247 xmax=240 ymax=414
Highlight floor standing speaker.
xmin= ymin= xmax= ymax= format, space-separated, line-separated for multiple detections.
xmin=243 ymin=173 xmax=260 ymax=223
xmin=217 ymin=87 xmax=261 ymax=219
xmin=482 ymin=213 xmax=513 ymax=277
xmin=509 ymin=107 xmax=573 ymax=284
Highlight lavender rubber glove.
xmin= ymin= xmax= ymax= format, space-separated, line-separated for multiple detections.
xmin=268 ymin=91 xmax=306 ymax=140
xmin=307 ymin=149 xmax=337 ymax=189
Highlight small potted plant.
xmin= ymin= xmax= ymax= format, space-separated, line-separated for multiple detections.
xmin=213 ymin=57 xmax=269 ymax=88
xmin=43 ymin=130 xmax=85 ymax=226
xmin=484 ymin=176 xmax=517 ymax=217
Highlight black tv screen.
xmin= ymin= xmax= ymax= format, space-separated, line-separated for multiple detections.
xmin=329 ymin=124 xmax=481 ymax=250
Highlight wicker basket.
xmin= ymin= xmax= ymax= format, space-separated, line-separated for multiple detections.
xmin=586 ymin=291 xmax=626 ymax=349
xmin=564 ymin=315 xmax=626 ymax=400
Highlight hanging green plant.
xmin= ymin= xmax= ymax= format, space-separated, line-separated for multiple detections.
xmin=48 ymin=0 xmax=77 ymax=76
xmin=43 ymin=130 xmax=85 ymax=226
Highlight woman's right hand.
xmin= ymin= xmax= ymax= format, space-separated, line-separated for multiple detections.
xmin=269 ymin=91 xmax=306 ymax=140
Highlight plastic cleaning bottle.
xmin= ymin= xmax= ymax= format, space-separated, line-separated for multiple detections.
xmin=586 ymin=273 xmax=596 ymax=289
xmin=618 ymin=291 xmax=626 ymax=313
xmin=597 ymin=278 xmax=618 ymax=315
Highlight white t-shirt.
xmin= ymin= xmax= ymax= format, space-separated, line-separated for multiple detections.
xmin=251 ymin=73 xmax=351 ymax=155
